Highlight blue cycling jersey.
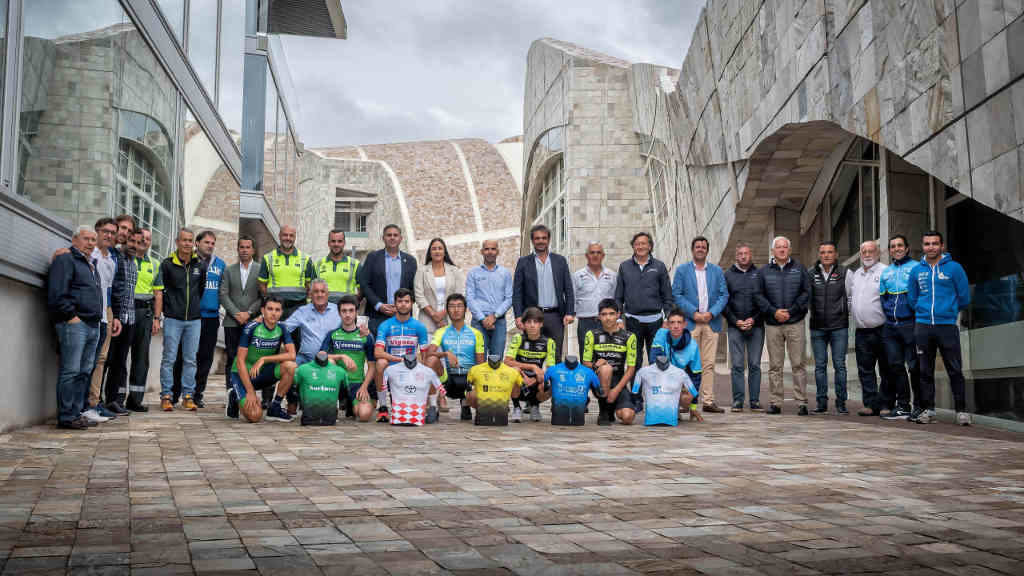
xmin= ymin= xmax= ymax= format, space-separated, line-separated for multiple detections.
xmin=632 ymin=364 xmax=695 ymax=426
xmin=375 ymin=316 xmax=428 ymax=362
xmin=431 ymin=323 xmax=484 ymax=375
xmin=544 ymin=363 xmax=601 ymax=408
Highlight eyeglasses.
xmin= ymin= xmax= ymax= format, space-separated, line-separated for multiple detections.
xmin=99 ymin=228 xmax=116 ymax=235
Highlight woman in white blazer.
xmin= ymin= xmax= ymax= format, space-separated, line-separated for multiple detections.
xmin=414 ymin=237 xmax=467 ymax=335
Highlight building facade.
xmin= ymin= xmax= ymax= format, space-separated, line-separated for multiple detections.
xmin=0 ymin=0 xmax=344 ymax=432
xmin=523 ymin=1 xmax=1024 ymax=421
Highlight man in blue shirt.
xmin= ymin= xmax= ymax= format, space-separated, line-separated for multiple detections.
xmin=281 ymin=279 xmax=343 ymax=413
xmin=906 ymin=231 xmax=971 ymax=425
xmin=879 ymin=234 xmax=920 ymax=420
xmin=425 ymin=293 xmax=485 ymax=420
xmin=172 ymin=230 xmax=225 ymax=408
xmin=465 ymin=239 xmax=513 ymax=356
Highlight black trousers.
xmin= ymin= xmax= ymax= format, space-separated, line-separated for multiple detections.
xmin=883 ymin=323 xmax=920 ymax=409
xmin=916 ymin=324 xmax=967 ymax=412
xmin=223 ymin=325 xmax=242 ymax=388
xmin=129 ymin=305 xmax=153 ymax=408
xmin=541 ymin=310 xmax=566 ymax=363
xmin=626 ymin=316 xmax=661 ymax=367
xmin=853 ymin=326 xmax=886 ymax=411
xmin=173 ymin=317 xmax=220 ymax=402
xmin=575 ymin=317 xmax=600 ymax=358
xmin=104 ymin=321 xmax=135 ymax=405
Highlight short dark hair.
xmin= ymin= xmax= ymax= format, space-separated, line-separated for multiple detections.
xmin=888 ymin=234 xmax=909 ymax=248
xmin=131 ymin=229 xmax=145 ymax=237
xmin=819 ymin=240 xmax=838 ymax=250
xmin=383 ymin=224 xmax=402 ymax=235
xmin=521 ymin=306 xmax=544 ymax=324
xmin=923 ymin=230 xmax=943 ymax=243
xmin=598 ymin=298 xmax=620 ymax=314
xmin=237 ymin=234 xmax=255 ymax=248
xmin=337 ymin=294 xmax=359 ymax=311
xmin=445 ymin=293 xmax=467 ymax=308
xmin=394 ymin=287 xmax=414 ymax=302
xmin=690 ymin=235 xmax=708 ymax=250
xmin=666 ymin=307 xmax=686 ymax=320
xmin=196 ymin=230 xmax=216 ymax=243
xmin=262 ymin=295 xmax=283 ymax=308
xmin=632 ymin=231 xmax=654 ymax=249
xmin=115 ymin=214 xmax=136 ymax=230
xmin=328 ymin=229 xmax=347 ymax=239
xmin=94 ymin=217 xmax=116 ymax=231
xmin=530 ymin=224 xmax=550 ymax=240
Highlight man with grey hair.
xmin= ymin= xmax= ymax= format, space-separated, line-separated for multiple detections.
xmin=281 ymin=278 xmax=342 ymax=413
xmin=846 ymin=240 xmax=888 ymax=416
xmin=572 ymin=241 xmax=617 ymax=355
xmin=755 ymin=236 xmax=810 ymax=415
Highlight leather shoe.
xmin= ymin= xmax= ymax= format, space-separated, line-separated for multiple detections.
xmin=107 ymin=402 xmax=130 ymax=415
xmin=126 ymin=402 xmax=149 ymax=412
xmin=702 ymin=403 xmax=725 ymax=413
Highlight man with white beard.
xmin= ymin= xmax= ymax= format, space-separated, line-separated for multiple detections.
xmin=846 ymin=240 xmax=888 ymax=416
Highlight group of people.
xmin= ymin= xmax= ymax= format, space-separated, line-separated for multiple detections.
xmin=47 ymin=214 xmax=971 ymax=430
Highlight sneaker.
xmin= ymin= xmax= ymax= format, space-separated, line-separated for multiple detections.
xmin=181 ymin=395 xmax=198 ymax=411
xmin=287 ymin=402 xmax=298 ymax=416
xmin=81 ymin=408 xmax=110 ymax=423
xmin=126 ymin=402 xmax=149 ymax=413
xmin=749 ymin=402 xmax=764 ymax=412
xmin=522 ymin=405 xmax=531 ymax=414
xmin=797 ymin=405 xmax=809 ymax=416
xmin=266 ymin=402 xmax=293 ymax=422
xmin=226 ymin=389 xmax=239 ymax=419
xmin=161 ymin=396 xmax=173 ymax=412
xmin=530 ymin=407 xmax=542 ymax=422
xmin=883 ymin=408 xmax=911 ymax=420
xmin=907 ymin=407 xmax=924 ymax=423
xmin=106 ymin=402 xmax=129 ymax=415
xmin=194 ymin=398 xmax=206 ymax=409
xmin=702 ymin=403 xmax=725 ymax=413
xmin=812 ymin=405 xmax=828 ymax=414
xmin=460 ymin=405 xmax=473 ymax=421
xmin=915 ymin=409 xmax=935 ymax=424
xmin=597 ymin=410 xmax=611 ymax=426
xmin=95 ymin=404 xmax=117 ymax=419
xmin=511 ymin=406 xmax=523 ymax=423
xmin=956 ymin=412 xmax=972 ymax=426
xmin=767 ymin=404 xmax=781 ymax=414
xmin=837 ymin=405 xmax=849 ymax=415
xmin=376 ymin=408 xmax=389 ymax=423
xmin=57 ymin=419 xmax=89 ymax=430
xmin=731 ymin=404 xmax=744 ymax=412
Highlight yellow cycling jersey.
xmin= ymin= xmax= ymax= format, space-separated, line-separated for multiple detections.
xmin=468 ymin=363 xmax=522 ymax=406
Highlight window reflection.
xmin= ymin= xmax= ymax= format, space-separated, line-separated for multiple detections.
xmin=219 ymin=0 xmax=245 ymax=132
xmin=188 ymin=0 xmax=219 ymax=102
xmin=155 ymin=0 xmax=186 ymax=41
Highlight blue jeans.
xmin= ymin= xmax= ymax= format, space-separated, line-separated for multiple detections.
xmin=472 ymin=317 xmax=507 ymax=358
xmin=56 ymin=321 xmax=100 ymax=423
xmin=161 ymin=318 xmax=201 ymax=398
xmin=728 ymin=324 xmax=763 ymax=405
xmin=810 ymin=327 xmax=848 ymax=408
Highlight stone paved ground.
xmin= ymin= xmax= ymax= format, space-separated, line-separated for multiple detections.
xmin=3 ymin=391 xmax=1024 ymax=576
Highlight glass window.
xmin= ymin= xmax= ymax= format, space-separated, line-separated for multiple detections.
xmin=532 ymin=158 xmax=566 ymax=253
xmin=188 ymin=0 xmax=219 ymax=103
xmin=240 ymin=52 xmax=266 ymax=190
xmin=828 ymin=138 xmax=881 ymax=258
xmin=219 ymin=0 xmax=245 ymax=133
xmin=155 ymin=0 xmax=186 ymax=41
xmin=0 ymin=0 xmax=7 ymax=158
xmin=261 ymin=65 xmax=277 ymax=195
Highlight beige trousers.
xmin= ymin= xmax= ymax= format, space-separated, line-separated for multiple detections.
xmin=89 ymin=307 xmax=113 ymax=407
xmin=691 ymin=324 xmax=719 ymax=405
xmin=765 ymin=319 xmax=808 ymax=406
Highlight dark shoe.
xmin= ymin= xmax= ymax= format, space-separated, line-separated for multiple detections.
xmin=731 ymin=403 xmax=743 ymax=412
xmin=426 ymin=406 xmax=439 ymax=424
xmin=194 ymin=398 xmax=205 ymax=409
xmin=882 ymin=407 xmax=911 ymax=420
xmin=79 ymin=416 xmax=98 ymax=427
xmin=749 ymin=402 xmax=764 ymax=412
xmin=107 ymin=402 xmax=129 ymax=415
xmin=597 ymin=411 xmax=611 ymax=426
xmin=702 ymin=403 xmax=725 ymax=413
xmin=376 ymin=408 xmax=389 ymax=423
xmin=797 ymin=405 xmax=809 ymax=416
xmin=812 ymin=405 xmax=828 ymax=414
xmin=287 ymin=402 xmax=298 ymax=416
xmin=837 ymin=405 xmax=849 ymax=415
xmin=126 ymin=402 xmax=149 ymax=413
xmin=226 ymin=389 xmax=239 ymax=419
xmin=266 ymin=402 xmax=293 ymax=422
xmin=767 ymin=404 xmax=781 ymax=414
xmin=907 ymin=407 xmax=925 ymax=423
xmin=857 ymin=407 xmax=879 ymax=416
xmin=460 ymin=406 xmax=473 ymax=421
xmin=58 ymin=419 xmax=88 ymax=430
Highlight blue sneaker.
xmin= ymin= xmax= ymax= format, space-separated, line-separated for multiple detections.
xmin=95 ymin=404 xmax=117 ymax=419
xmin=266 ymin=402 xmax=292 ymax=422
xmin=226 ymin=389 xmax=239 ymax=419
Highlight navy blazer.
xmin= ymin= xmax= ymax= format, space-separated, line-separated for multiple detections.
xmin=512 ymin=252 xmax=575 ymax=318
xmin=357 ymin=249 xmax=417 ymax=320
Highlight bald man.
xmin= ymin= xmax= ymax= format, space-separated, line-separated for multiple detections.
xmin=465 ymin=239 xmax=514 ymax=356
xmin=259 ymin=225 xmax=315 ymax=321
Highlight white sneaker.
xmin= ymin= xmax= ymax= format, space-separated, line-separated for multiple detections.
xmin=530 ymin=407 xmax=542 ymax=422
xmin=511 ymin=406 xmax=522 ymax=423
xmin=956 ymin=412 xmax=972 ymax=426
xmin=81 ymin=408 xmax=110 ymax=423
xmin=915 ymin=409 xmax=936 ymax=424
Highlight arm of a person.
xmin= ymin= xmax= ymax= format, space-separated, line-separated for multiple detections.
xmin=845 ymin=270 xmax=855 ymax=311
xmin=464 ymin=271 xmax=484 ymax=320
xmin=659 ymin=263 xmax=674 ymax=314
xmin=607 ymin=365 xmax=635 ymax=402
xmin=235 ymin=346 xmax=255 ymax=395
xmin=220 ymin=268 xmax=240 ymax=317
xmin=417 ymin=323 xmax=430 ymax=361
xmin=498 ymin=269 xmax=514 ymax=317
xmin=561 ymin=260 xmax=575 ymax=316
xmin=649 ymin=331 xmax=667 ymax=364
xmin=473 ymin=329 xmax=485 ymax=365
xmin=503 ymin=335 xmax=528 ymax=370
xmin=673 ymin=266 xmax=696 ymax=318
xmin=754 ymin=272 xmax=776 ymax=316
xmin=581 ymin=330 xmax=595 ymax=368
xmin=413 ymin=268 xmax=430 ymax=314
xmin=48 ymin=256 xmax=76 ymax=320
xmin=709 ymin=267 xmax=729 ymax=318
xmin=614 ymin=265 xmax=625 ymax=310
xmin=721 ymin=276 xmax=738 ymax=326
xmin=110 ymin=256 xmax=126 ymax=320
xmin=544 ymin=338 xmax=556 ymax=368
xmin=257 ymin=254 xmax=270 ymax=296
xmin=512 ymin=261 xmax=525 ymax=318
xmin=360 ymin=258 xmax=384 ymax=312
xmin=260 ymin=342 xmax=296 ymax=365
xmin=688 ymin=347 xmax=703 ymax=391
xmin=791 ymin=269 xmax=810 ymax=315
xmin=906 ymin=265 xmax=920 ymax=310
xmin=426 ymin=329 xmax=447 ymax=359
xmin=153 ymin=290 xmax=163 ymax=320
xmin=304 ymin=259 xmax=316 ymax=288
xmin=955 ymin=264 xmax=971 ymax=311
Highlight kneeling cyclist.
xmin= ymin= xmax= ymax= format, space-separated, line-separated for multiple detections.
xmin=227 ymin=296 xmax=298 ymax=422
xmin=583 ymin=298 xmax=638 ymax=425
xmin=424 ymin=293 xmax=484 ymax=421
xmin=504 ymin=307 xmax=556 ymax=422
xmin=321 ymin=294 xmax=377 ymax=422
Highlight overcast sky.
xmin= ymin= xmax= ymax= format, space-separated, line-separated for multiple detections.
xmin=279 ymin=1 xmax=701 ymax=148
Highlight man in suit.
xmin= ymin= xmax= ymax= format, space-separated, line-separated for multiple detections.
xmin=220 ymin=235 xmax=263 ymax=394
xmin=513 ymin=224 xmax=574 ymax=362
xmin=672 ymin=235 xmax=729 ymax=413
xmin=357 ymin=224 xmax=417 ymax=337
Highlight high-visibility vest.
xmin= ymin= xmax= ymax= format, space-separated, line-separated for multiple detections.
xmin=134 ymin=256 xmax=156 ymax=301
xmin=316 ymin=256 xmax=360 ymax=302
xmin=262 ymin=248 xmax=311 ymax=301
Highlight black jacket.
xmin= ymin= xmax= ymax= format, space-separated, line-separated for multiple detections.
xmin=357 ymin=249 xmax=417 ymax=321
xmin=47 ymin=246 xmax=103 ymax=324
xmin=614 ymin=256 xmax=673 ymax=317
xmin=808 ymin=262 xmax=849 ymax=331
xmin=755 ymin=258 xmax=810 ymax=325
xmin=157 ymin=251 xmax=206 ymax=321
xmin=513 ymin=252 xmax=574 ymax=317
xmin=723 ymin=264 xmax=762 ymax=328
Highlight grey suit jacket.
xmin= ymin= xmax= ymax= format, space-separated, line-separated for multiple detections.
xmin=219 ymin=260 xmax=263 ymax=327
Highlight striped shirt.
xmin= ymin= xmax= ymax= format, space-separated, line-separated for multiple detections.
xmin=117 ymin=255 xmax=138 ymax=325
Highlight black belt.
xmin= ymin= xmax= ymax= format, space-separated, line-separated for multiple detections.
xmin=540 ymin=307 xmax=559 ymax=313
xmin=134 ymin=300 xmax=153 ymax=309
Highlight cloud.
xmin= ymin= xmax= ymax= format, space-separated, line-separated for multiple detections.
xmin=279 ymin=1 xmax=701 ymax=148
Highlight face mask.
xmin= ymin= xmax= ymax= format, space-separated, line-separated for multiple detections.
xmin=861 ymin=257 xmax=876 ymax=268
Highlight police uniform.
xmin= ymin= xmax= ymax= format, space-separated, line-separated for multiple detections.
xmin=316 ymin=255 xmax=360 ymax=304
xmin=259 ymin=248 xmax=315 ymax=319
xmin=127 ymin=255 xmax=156 ymax=409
